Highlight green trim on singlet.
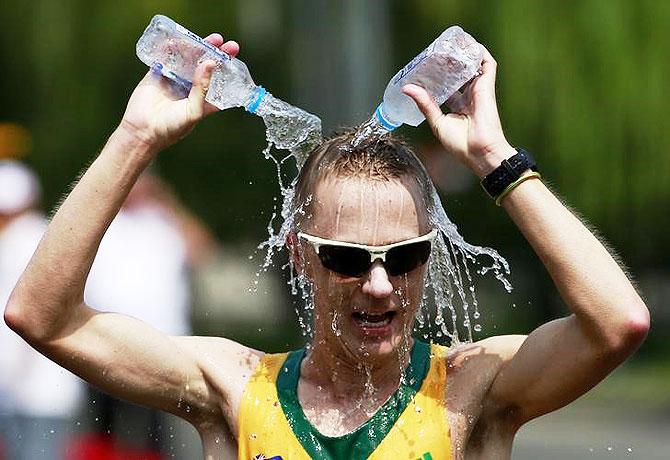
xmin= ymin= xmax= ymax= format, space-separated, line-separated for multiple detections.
xmin=276 ymin=340 xmax=431 ymax=460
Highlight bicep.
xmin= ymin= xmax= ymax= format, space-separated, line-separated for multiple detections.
xmin=33 ymin=303 xmax=222 ymax=424
xmin=488 ymin=315 xmax=621 ymax=424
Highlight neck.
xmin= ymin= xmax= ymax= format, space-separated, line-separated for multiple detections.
xmin=301 ymin=334 xmax=414 ymax=399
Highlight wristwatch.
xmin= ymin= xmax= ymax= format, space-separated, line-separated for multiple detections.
xmin=480 ymin=148 xmax=538 ymax=199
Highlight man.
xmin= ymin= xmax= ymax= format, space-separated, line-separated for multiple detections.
xmin=4 ymin=33 xmax=648 ymax=459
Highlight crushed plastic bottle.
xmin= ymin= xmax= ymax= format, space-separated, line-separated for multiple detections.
xmin=137 ymin=14 xmax=261 ymax=111
xmin=354 ymin=26 xmax=483 ymax=143
xmin=136 ymin=14 xmax=321 ymax=158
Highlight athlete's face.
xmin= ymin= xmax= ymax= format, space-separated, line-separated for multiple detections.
xmin=301 ymin=175 xmax=431 ymax=360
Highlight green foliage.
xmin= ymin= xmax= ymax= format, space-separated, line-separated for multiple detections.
xmin=0 ymin=0 xmax=666 ymax=351
xmin=393 ymin=0 xmax=670 ymax=269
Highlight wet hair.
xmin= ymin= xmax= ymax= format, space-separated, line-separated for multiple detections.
xmin=292 ymin=128 xmax=435 ymax=230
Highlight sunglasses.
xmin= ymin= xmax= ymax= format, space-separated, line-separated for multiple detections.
xmin=297 ymin=230 xmax=437 ymax=277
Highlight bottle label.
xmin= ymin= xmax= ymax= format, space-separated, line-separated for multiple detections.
xmin=375 ymin=104 xmax=400 ymax=130
xmin=392 ymin=42 xmax=434 ymax=85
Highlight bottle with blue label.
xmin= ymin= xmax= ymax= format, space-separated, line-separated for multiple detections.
xmin=373 ymin=26 xmax=483 ymax=132
xmin=136 ymin=14 xmax=267 ymax=113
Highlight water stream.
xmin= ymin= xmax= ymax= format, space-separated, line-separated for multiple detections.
xmin=249 ymin=100 xmax=512 ymax=347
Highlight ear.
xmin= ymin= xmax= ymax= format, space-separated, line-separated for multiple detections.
xmin=286 ymin=231 xmax=304 ymax=275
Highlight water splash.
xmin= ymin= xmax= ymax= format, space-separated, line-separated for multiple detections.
xmin=351 ymin=116 xmax=391 ymax=147
xmin=423 ymin=183 xmax=511 ymax=342
xmin=248 ymin=97 xmax=511 ymax=345
xmin=253 ymin=92 xmax=322 ymax=168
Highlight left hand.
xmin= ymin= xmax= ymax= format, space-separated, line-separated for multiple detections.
xmin=402 ymin=45 xmax=516 ymax=178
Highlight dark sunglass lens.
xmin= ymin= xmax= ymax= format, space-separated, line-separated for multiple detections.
xmin=318 ymin=245 xmax=371 ymax=277
xmin=386 ymin=241 xmax=432 ymax=276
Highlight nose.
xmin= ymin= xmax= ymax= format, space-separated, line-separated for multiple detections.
xmin=361 ymin=261 xmax=394 ymax=298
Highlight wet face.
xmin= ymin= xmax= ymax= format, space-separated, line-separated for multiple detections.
xmin=301 ymin=175 xmax=431 ymax=361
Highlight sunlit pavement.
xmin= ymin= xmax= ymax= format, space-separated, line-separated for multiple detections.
xmin=514 ymin=403 xmax=668 ymax=459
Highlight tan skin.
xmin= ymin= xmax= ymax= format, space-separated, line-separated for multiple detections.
xmin=4 ymin=31 xmax=648 ymax=459
xmin=296 ymin=175 xmax=430 ymax=437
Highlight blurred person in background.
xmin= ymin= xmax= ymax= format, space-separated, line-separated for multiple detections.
xmin=0 ymin=159 xmax=84 ymax=460
xmin=4 ymin=32 xmax=650 ymax=460
xmin=73 ymin=171 xmax=218 ymax=459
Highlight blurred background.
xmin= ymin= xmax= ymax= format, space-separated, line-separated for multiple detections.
xmin=1 ymin=0 xmax=668 ymax=458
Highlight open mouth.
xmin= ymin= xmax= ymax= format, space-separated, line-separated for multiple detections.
xmin=352 ymin=311 xmax=396 ymax=328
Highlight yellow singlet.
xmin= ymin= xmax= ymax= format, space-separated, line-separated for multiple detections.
xmin=238 ymin=340 xmax=452 ymax=460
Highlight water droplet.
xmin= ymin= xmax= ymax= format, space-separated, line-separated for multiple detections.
xmin=249 ymin=94 xmax=513 ymax=348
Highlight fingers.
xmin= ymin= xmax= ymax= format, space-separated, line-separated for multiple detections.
xmin=203 ymin=33 xmax=240 ymax=58
xmin=220 ymin=40 xmax=240 ymax=57
xmin=203 ymin=33 xmax=224 ymax=47
xmin=477 ymin=44 xmax=498 ymax=92
xmin=188 ymin=59 xmax=217 ymax=119
xmin=402 ymin=84 xmax=444 ymax=125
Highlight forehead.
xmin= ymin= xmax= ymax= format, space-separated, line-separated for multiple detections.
xmin=308 ymin=176 xmax=429 ymax=245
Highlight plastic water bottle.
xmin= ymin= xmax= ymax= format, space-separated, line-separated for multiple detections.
xmin=135 ymin=14 xmax=322 ymax=163
xmin=373 ymin=26 xmax=483 ymax=131
xmin=136 ymin=14 xmax=267 ymax=113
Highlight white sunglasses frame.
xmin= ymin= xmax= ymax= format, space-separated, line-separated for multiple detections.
xmin=297 ymin=229 xmax=438 ymax=264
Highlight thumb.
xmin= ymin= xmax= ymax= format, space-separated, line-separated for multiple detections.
xmin=187 ymin=60 xmax=216 ymax=119
xmin=402 ymin=84 xmax=444 ymax=126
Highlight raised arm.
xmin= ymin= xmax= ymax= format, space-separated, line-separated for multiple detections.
xmin=3 ymin=36 xmax=254 ymax=430
xmin=404 ymin=47 xmax=649 ymax=425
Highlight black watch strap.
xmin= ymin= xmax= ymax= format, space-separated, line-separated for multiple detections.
xmin=480 ymin=148 xmax=538 ymax=199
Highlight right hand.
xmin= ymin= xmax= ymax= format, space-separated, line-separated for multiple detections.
xmin=119 ymin=34 xmax=240 ymax=152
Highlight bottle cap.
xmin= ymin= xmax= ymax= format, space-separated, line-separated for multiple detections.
xmin=245 ymin=87 xmax=267 ymax=114
xmin=374 ymin=104 xmax=401 ymax=131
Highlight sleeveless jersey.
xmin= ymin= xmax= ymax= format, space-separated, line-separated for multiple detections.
xmin=238 ymin=341 xmax=452 ymax=460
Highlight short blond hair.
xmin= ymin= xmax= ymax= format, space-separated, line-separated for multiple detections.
xmin=293 ymin=129 xmax=434 ymax=230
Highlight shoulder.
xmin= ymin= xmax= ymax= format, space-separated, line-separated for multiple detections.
xmin=444 ymin=335 xmax=527 ymax=404
xmin=172 ymin=337 xmax=299 ymax=421
xmin=172 ymin=336 xmax=265 ymax=427
xmin=448 ymin=335 xmax=527 ymax=368
xmin=174 ymin=335 xmax=265 ymax=378
xmin=442 ymin=336 xmax=529 ymax=447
